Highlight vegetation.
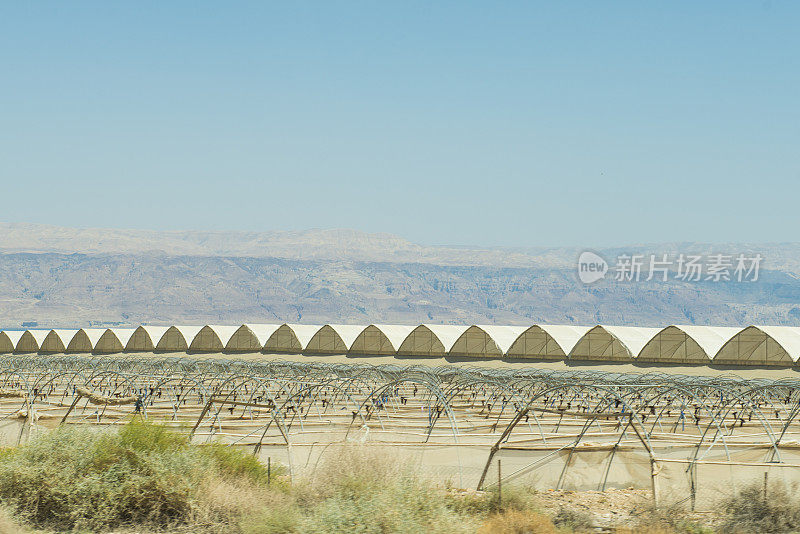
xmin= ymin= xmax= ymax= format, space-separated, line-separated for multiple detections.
xmin=0 ymin=420 xmax=284 ymax=533
xmin=552 ymin=507 xmax=594 ymax=531
xmin=243 ymin=445 xmax=478 ymax=534
xmin=719 ymin=480 xmax=800 ymax=534
xmin=0 ymin=422 xmax=792 ymax=533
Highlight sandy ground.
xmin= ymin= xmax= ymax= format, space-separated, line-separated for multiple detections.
xmin=86 ymin=350 xmax=800 ymax=380
xmin=533 ymin=488 xmax=722 ymax=531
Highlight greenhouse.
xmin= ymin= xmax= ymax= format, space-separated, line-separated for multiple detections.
xmin=0 ymin=322 xmax=800 ymax=367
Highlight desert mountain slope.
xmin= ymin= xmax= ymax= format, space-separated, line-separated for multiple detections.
xmin=1 ymin=223 xmax=799 ymax=329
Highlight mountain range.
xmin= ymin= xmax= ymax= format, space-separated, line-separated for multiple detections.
xmin=1 ymin=222 xmax=799 ymax=329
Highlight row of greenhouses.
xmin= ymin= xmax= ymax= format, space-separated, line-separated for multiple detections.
xmin=2 ymin=323 xmax=800 ymax=365
xmin=0 ymin=324 xmax=800 ymax=366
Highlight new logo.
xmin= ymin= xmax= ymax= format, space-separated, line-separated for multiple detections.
xmin=577 ymin=251 xmax=608 ymax=284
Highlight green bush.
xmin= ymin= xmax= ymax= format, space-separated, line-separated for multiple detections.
xmin=0 ymin=420 xmax=282 ymax=532
xmin=0 ymin=424 xmax=195 ymax=530
xmin=198 ymin=443 xmax=282 ymax=485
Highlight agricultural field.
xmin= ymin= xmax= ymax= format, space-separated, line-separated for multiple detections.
xmin=4 ymin=355 xmax=800 ymax=509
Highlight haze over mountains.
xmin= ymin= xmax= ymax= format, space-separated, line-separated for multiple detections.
xmin=1 ymin=222 xmax=799 ymax=330
xmin=0 ymin=223 xmax=566 ymax=267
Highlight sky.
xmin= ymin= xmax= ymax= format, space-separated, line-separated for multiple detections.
xmin=1 ymin=2 xmax=798 ymax=248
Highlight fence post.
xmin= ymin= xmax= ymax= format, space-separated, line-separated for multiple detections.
xmin=651 ymin=457 xmax=659 ymax=509
xmin=497 ymin=459 xmax=502 ymax=509
xmin=268 ymin=457 xmax=271 ymax=487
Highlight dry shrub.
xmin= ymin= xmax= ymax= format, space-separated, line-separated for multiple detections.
xmin=615 ymin=527 xmax=678 ymax=534
xmin=444 ymin=489 xmax=495 ymax=516
xmin=626 ymin=502 xmax=713 ymax=534
xmin=477 ymin=509 xmax=557 ymax=534
xmin=290 ymin=444 xmax=478 ymax=533
xmin=487 ymin=485 xmax=538 ymax=514
xmin=445 ymin=485 xmax=538 ymax=517
xmin=300 ymin=444 xmax=398 ymax=501
xmin=552 ymin=507 xmax=594 ymax=531
xmin=719 ymin=480 xmax=800 ymax=533
xmin=202 ymin=479 xmax=280 ymax=519
xmin=238 ymin=495 xmax=301 ymax=534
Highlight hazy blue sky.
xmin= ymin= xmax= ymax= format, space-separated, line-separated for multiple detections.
xmin=1 ymin=2 xmax=798 ymax=248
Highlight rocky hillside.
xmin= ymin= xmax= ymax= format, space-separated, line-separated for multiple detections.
xmin=1 ymin=223 xmax=799 ymax=329
xmin=0 ymin=223 xmax=797 ymax=329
